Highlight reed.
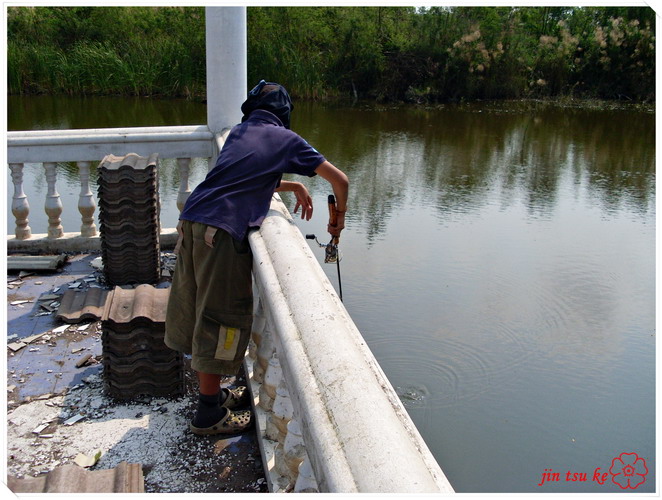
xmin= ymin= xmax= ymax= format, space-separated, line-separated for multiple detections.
xmin=7 ymin=6 xmax=655 ymax=102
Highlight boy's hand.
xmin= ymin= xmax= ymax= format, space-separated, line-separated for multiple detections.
xmin=292 ymin=183 xmax=313 ymax=221
xmin=328 ymin=211 xmax=345 ymax=237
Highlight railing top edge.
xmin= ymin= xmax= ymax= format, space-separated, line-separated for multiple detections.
xmin=8 ymin=124 xmax=211 ymax=138
xmin=249 ymin=195 xmax=454 ymax=493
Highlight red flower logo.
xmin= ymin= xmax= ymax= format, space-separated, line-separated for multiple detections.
xmin=609 ymin=452 xmax=648 ymax=490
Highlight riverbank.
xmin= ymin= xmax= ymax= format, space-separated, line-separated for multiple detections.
xmin=8 ymin=6 xmax=655 ymax=102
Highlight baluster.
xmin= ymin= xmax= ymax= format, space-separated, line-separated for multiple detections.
xmin=259 ymin=354 xmax=282 ymax=412
xmin=249 ymin=298 xmax=266 ymax=360
xmin=208 ymin=157 xmax=214 ymax=172
xmin=77 ymin=161 xmax=97 ymax=237
xmin=294 ymin=457 xmax=319 ymax=493
xmin=254 ymin=322 xmax=275 ymax=384
xmin=267 ymin=380 xmax=293 ymax=443
xmin=9 ymin=163 xmax=31 ymax=240
xmin=43 ymin=162 xmax=63 ymax=238
xmin=176 ymin=157 xmax=191 ymax=212
xmin=283 ymin=419 xmax=307 ymax=484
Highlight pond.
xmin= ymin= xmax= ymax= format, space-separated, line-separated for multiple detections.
xmin=7 ymin=94 xmax=656 ymax=493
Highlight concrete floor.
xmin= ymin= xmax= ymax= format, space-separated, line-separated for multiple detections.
xmin=6 ymin=253 xmax=267 ymax=493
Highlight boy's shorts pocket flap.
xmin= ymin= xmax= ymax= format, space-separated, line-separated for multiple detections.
xmin=202 ymin=310 xmax=253 ymax=362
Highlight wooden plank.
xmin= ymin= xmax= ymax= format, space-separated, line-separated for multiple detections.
xmin=7 ymin=255 xmax=67 ymax=271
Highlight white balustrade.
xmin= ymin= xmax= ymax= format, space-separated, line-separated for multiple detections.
xmin=9 ymin=163 xmax=31 ymax=240
xmin=7 ymin=126 xmax=218 ymax=251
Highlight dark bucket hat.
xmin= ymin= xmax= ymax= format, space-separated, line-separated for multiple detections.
xmin=241 ymin=80 xmax=294 ymax=129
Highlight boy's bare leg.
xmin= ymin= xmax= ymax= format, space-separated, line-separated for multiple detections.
xmin=197 ymin=372 xmax=222 ymax=395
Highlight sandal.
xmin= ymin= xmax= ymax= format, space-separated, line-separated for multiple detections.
xmin=220 ymin=386 xmax=251 ymax=410
xmin=189 ymin=408 xmax=253 ymax=436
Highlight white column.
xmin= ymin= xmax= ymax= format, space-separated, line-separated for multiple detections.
xmin=205 ymin=7 xmax=247 ymax=134
xmin=9 ymin=163 xmax=31 ymax=240
xmin=77 ymin=161 xmax=97 ymax=237
xmin=43 ymin=162 xmax=63 ymax=238
xmin=176 ymin=157 xmax=191 ymax=212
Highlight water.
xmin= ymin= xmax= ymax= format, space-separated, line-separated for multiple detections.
xmin=7 ymin=95 xmax=656 ymax=493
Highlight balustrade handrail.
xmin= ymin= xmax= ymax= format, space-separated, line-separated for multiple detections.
xmin=248 ymin=195 xmax=454 ymax=493
xmin=8 ymin=125 xmax=215 ymax=164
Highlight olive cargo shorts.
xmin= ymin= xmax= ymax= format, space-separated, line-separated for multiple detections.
xmin=165 ymin=220 xmax=253 ymax=375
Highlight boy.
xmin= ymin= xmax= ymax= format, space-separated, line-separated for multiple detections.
xmin=165 ymin=81 xmax=349 ymax=435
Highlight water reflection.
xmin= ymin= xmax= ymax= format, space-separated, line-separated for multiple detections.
xmin=294 ymin=102 xmax=654 ymax=238
xmin=8 ymin=94 xmax=206 ymax=130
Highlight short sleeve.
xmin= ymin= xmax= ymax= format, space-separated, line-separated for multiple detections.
xmin=285 ymin=134 xmax=326 ymax=177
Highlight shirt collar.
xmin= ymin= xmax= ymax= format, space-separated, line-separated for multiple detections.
xmin=247 ymin=109 xmax=285 ymax=128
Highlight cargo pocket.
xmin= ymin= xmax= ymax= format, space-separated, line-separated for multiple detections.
xmin=202 ymin=310 xmax=252 ymax=362
xmin=214 ymin=325 xmax=241 ymax=361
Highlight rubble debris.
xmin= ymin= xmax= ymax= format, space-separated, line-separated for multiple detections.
xmin=10 ymin=300 xmax=32 ymax=306
xmin=76 ymin=354 xmax=93 ymax=368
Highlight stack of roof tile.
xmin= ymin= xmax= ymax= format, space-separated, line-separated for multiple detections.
xmin=98 ymin=153 xmax=161 ymax=286
xmin=101 ymin=285 xmax=184 ymax=399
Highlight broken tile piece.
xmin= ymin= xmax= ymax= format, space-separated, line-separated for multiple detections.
xmin=32 ymin=423 xmax=49 ymax=434
xmin=74 ymin=450 xmax=102 ymax=468
xmin=8 ymin=342 xmax=27 ymax=352
xmin=39 ymin=294 xmax=60 ymax=302
xmin=22 ymin=332 xmax=49 ymax=344
xmin=63 ymin=414 xmax=85 ymax=425
xmin=52 ymin=325 xmax=69 ymax=334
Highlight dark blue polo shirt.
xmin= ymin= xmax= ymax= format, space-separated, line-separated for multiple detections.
xmin=180 ymin=110 xmax=325 ymax=241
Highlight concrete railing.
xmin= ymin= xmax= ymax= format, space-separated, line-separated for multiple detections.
xmin=247 ymin=195 xmax=454 ymax=493
xmin=6 ymin=126 xmax=230 ymax=252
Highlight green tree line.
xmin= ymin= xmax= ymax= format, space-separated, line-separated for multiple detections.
xmin=7 ymin=6 xmax=655 ymax=102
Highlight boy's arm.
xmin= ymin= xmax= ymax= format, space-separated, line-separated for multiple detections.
xmin=275 ymin=180 xmax=314 ymax=220
xmin=314 ymin=161 xmax=349 ymax=237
